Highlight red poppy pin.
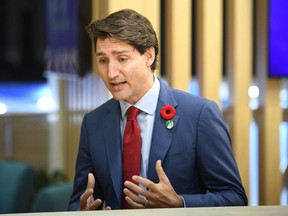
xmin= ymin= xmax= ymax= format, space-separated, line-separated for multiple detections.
xmin=160 ymin=105 xmax=176 ymax=129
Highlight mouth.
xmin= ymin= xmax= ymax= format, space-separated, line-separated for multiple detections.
xmin=110 ymin=81 xmax=127 ymax=90
xmin=111 ymin=81 xmax=126 ymax=86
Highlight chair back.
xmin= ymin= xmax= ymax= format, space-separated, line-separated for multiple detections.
xmin=0 ymin=160 xmax=34 ymax=213
xmin=31 ymin=182 xmax=73 ymax=212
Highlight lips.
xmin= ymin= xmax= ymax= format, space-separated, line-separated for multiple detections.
xmin=112 ymin=81 xmax=126 ymax=85
xmin=110 ymin=81 xmax=127 ymax=91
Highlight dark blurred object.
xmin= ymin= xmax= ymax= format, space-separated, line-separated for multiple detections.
xmin=0 ymin=160 xmax=35 ymax=213
xmin=0 ymin=0 xmax=45 ymax=81
xmin=0 ymin=0 xmax=92 ymax=81
xmin=34 ymin=168 xmax=68 ymax=192
xmin=45 ymin=0 xmax=92 ymax=77
xmin=284 ymin=165 xmax=288 ymax=188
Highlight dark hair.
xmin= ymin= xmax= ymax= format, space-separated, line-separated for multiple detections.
xmin=86 ymin=9 xmax=159 ymax=71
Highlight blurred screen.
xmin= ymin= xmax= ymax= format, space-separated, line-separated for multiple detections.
xmin=268 ymin=0 xmax=288 ymax=77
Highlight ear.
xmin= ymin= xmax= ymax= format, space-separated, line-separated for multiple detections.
xmin=144 ymin=47 xmax=155 ymax=67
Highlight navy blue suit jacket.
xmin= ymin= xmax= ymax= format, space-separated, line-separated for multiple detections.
xmin=68 ymin=78 xmax=247 ymax=210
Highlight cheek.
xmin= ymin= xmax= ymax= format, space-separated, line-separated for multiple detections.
xmin=98 ymin=72 xmax=109 ymax=85
xmin=98 ymin=71 xmax=105 ymax=80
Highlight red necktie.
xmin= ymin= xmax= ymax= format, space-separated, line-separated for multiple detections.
xmin=122 ymin=106 xmax=141 ymax=209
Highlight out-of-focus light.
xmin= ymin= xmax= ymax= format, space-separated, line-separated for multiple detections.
xmin=280 ymin=89 xmax=288 ymax=99
xmin=249 ymin=98 xmax=259 ymax=110
xmin=280 ymin=89 xmax=288 ymax=109
xmin=219 ymin=81 xmax=229 ymax=110
xmin=37 ymin=96 xmax=55 ymax=111
xmin=0 ymin=102 xmax=8 ymax=114
xmin=188 ymin=79 xmax=200 ymax=96
xmin=248 ymin=85 xmax=260 ymax=99
xmin=248 ymin=85 xmax=259 ymax=110
xmin=219 ymin=82 xmax=229 ymax=101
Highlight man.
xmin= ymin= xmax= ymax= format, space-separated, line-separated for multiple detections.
xmin=68 ymin=9 xmax=247 ymax=210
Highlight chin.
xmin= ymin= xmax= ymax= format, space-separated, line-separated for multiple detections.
xmin=111 ymin=94 xmax=126 ymax=101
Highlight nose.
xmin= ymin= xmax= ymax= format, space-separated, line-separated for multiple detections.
xmin=107 ymin=61 xmax=119 ymax=80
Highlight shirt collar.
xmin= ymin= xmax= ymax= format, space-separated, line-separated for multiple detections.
xmin=119 ymin=74 xmax=160 ymax=118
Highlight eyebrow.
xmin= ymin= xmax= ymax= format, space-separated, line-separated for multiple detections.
xmin=96 ymin=50 xmax=130 ymax=56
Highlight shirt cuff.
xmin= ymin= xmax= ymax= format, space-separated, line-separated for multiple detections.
xmin=180 ymin=195 xmax=187 ymax=208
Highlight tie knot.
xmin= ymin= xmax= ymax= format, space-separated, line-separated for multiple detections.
xmin=126 ymin=106 xmax=140 ymax=121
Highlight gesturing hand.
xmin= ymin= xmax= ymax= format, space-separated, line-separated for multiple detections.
xmin=123 ymin=160 xmax=183 ymax=208
xmin=80 ymin=173 xmax=111 ymax=210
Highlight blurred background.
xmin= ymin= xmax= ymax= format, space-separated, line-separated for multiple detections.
xmin=0 ymin=0 xmax=287 ymax=213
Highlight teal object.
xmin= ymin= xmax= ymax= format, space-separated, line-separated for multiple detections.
xmin=31 ymin=182 xmax=73 ymax=212
xmin=165 ymin=120 xmax=174 ymax=129
xmin=0 ymin=160 xmax=35 ymax=213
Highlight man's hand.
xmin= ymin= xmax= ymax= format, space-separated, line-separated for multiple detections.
xmin=80 ymin=173 xmax=111 ymax=210
xmin=123 ymin=160 xmax=184 ymax=208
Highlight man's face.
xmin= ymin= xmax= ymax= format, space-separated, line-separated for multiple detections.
xmin=95 ymin=37 xmax=155 ymax=104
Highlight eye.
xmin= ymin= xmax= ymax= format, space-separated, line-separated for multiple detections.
xmin=98 ymin=58 xmax=108 ymax=64
xmin=118 ymin=57 xmax=128 ymax=63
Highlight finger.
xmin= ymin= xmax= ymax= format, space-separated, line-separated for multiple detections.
xmin=131 ymin=175 xmax=155 ymax=192
xmin=87 ymin=199 xmax=102 ymax=210
xmin=155 ymin=160 xmax=169 ymax=183
xmin=125 ymin=196 xmax=145 ymax=209
xmin=123 ymin=187 xmax=144 ymax=203
xmin=80 ymin=173 xmax=98 ymax=210
xmin=124 ymin=180 xmax=149 ymax=196
xmin=104 ymin=206 xmax=112 ymax=210
xmin=80 ymin=190 xmax=100 ymax=210
xmin=80 ymin=189 xmax=93 ymax=208
xmin=86 ymin=173 xmax=95 ymax=190
xmin=123 ymin=187 xmax=150 ymax=208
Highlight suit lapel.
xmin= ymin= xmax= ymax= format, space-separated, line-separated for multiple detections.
xmin=103 ymin=101 xmax=122 ymax=204
xmin=147 ymin=80 xmax=179 ymax=182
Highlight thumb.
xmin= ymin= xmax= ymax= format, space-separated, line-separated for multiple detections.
xmin=86 ymin=173 xmax=95 ymax=191
xmin=155 ymin=160 xmax=169 ymax=183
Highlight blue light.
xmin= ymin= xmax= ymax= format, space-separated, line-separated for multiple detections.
xmin=0 ymin=102 xmax=8 ymax=114
xmin=268 ymin=0 xmax=288 ymax=77
xmin=0 ymin=82 xmax=54 ymax=114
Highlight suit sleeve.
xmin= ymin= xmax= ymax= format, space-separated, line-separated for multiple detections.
xmin=68 ymin=114 xmax=104 ymax=210
xmin=182 ymin=100 xmax=248 ymax=207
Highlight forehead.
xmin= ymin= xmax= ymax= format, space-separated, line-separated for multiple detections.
xmin=96 ymin=37 xmax=134 ymax=55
